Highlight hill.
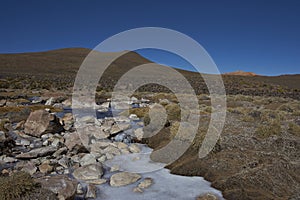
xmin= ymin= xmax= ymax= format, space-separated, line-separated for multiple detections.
xmin=0 ymin=48 xmax=299 ymax=99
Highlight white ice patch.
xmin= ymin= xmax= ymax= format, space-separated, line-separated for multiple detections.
xmin=101 ymin=144 xmax=224 ymax=200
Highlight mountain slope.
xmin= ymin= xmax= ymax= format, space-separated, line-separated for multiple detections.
xmin=0 ymin=48 xmax=299 ymax=99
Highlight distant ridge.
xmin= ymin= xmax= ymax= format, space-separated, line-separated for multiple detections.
xmin=224 ymin=70 xmax=258 ymax=76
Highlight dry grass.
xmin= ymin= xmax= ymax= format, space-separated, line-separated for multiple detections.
xmin=0 ymin=172 xmax=38 ymax=200
xmin=288 ymin=122 xmax=300 ymax=136
xmin=0 ymin=105 xmax=62 ymax=114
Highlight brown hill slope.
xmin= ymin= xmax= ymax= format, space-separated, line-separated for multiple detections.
xmin=0 ymin=48 xmax=299 ymax=99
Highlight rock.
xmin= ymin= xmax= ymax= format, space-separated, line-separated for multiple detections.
xmin=138 ymin=177 xmax=153 ymax=189
xmin=53 ymin=147 xmax=68 ymax=158
xmin=114 ymin=116 xmax=131 ymax=123
xmin=78 ymin=115 xmax=96 ymax=124
xmin=134 ymin=128 xmax=144 ymax=140
xmin=63 ymin=132 xmax=83 ymax=150
xmin=58 ymin=156 xmax=70 ymax=168
xmin=14 ymin=120 xmax=25 ymax=130
xmin=111 ymin=123 xmax=131 ymax=134
xmin=110 ymin=165 xmax=120 ymax=172
xmin=0 ymin=131 xmax=6 ymax=142
xmin=24 ymin=110 xmax=64 ymax=137
xmin=116 ymin=142 xmax=128 ymax=149
xmin=0 ymin=99 xmax=6 ymax=107
xmin=20 ymin=139 xmax=30 ymax=146
xmin=16 ymin=146 xmax=57 ymax=159
xmin=114 ymin=132 xmax=129 ymax=142
xmin=130 ymin=96 xmax=139 ymax=103
xmin=85 ymin=184 xmax=97 ymax=199
xmin=15 ymin=160 xmax=37 ymax=175
xmin=98 ymin=102 xmax=110 ymax=112
xmin=0 ymin=155 xmax=17 ymax=163
xmin=53 ymin=103 xmax=63 ymax=109
xmin=102 ymin=145 xmax=121 ymax=156
xmin=196 ymin=193 xmax=218 ymax=200
xmin=51 ymin=138 xmax=61 ymax=147
xmin=62 ymin=99 xmax=72 ymax=107
xmin=31 ymin=96 xmax=43 ymax=104
xmin=80 ymin=154 xmax=97 ymax=166
xmin=45 ymin=97 xmax=54 ymax=106
xmin=92 ymin=127 xmax=110 ymax=140
xmin=112 ymin=102 xmax=130 ymax=110
xmin=129 ymin=144 xmax=141 ymax=153
xmin=159 ymin=98 xmax=170 ymax=105
xmin=76 ymin=183 xmax=84 ymax=195
xmin=35 ymin=175 xmax=78 ymax=200
xmin=129 ymin=114 xmax=139 ymax=121
xmin=110 ymin=172 xmax=141 ymax=187
xmin=73 ymin=164 xmax=103 ymax=181
xmin=39 ymin=162 xmax=53 ymax=174
xmin=133 ymin=187 xmax=143 ymax=193
xmin=85 ymin=179 xmax=106 ymax=185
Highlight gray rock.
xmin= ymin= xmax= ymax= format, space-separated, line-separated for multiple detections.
xmin=0 ymin=131 xmax=6 ymax=142
xmin=129 ymin=144 xmax=141 ymax=153
xmin=110 ymin=172 xmax=141 ymax=187
xmin=80 ymin=154 xmax=97 ymax=166
xmin=111 ymin=123 xmax=131 ymax=134
xmin=0 ymin=99 xmax=6 ymax=107
xmin=15 ymin=160 xmax=37 ymax=175
xmin=35 ymin=175 xmax=78 ymax=200
xmin=39 ymin=162 xmax=53 ymax=174
xmin=63 ymin=132 xmax=83 ymax=150
xmin=73 ymin=164 xmax=103 ymax=181
xmin=76 ymin=183 xmax=84 ymax=195
xmin=16 ymin=146 xmax=57 ymax=159
xmin=45 ymin=97 xmax=54 ymax=106
xmin=138 ymin=177 xmax=153 ymax=189
xmin=85 ymin=184 xmax=97 ymax=199
xmin=134 ymin=128 xmax=144 ymax=140
xmin=24 ymin=110 xmax=64 ymax=137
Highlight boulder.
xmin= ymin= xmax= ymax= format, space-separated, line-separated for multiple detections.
xmin=16 ymin=146 xmax=57 ymax=159
xmin=39 ymin=162 xmax=53 ymax=174
xmin=73 ymin=164 xmax=103 ymax=181
xmin=63 ymin=132 xmax=83 ymax=150
xmin=35 ymin=175 xmax=78 ymax=200
xmin=24 ymin=110 xmax=64 ymax=137
xmin=79 ymin=154 xmax=97 ymax=166
xmin=110 ymin=172 xmax=141 ymax=187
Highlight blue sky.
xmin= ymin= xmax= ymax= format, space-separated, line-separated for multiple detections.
xmin=1 ymin=0 xmax=300 ymax=75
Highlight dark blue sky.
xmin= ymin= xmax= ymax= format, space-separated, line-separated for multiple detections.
xmin=1 ymin=0 xmax=300 ymax=75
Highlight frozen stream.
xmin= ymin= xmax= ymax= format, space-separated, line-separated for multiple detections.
xmin=101 ymin=144 xmax=224 ymax=199
xmin=70 ymin=106 xmax=224 ymax=199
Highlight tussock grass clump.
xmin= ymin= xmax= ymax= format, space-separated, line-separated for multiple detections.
xmin=277 ymin=104 xmax=293 ymax=113
xmin=151 ymin=93 xmax=177 ymax=103
xmin=255 ymin=119 xmax=282 ymax=138
xmin=165 ymin=103 xmax=181 ymax=121
xmin=233 ymin=95 xmax=253 ymax=102
xmin=0 ymin=172 xmax=38 ymax=200
xmin=288 ymin=122 xmax=300 ymax=136
xmin=129 ymin=107 xmax=149 ymax=118
xmin=260 ymin=109 xmax=286 ymax=122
